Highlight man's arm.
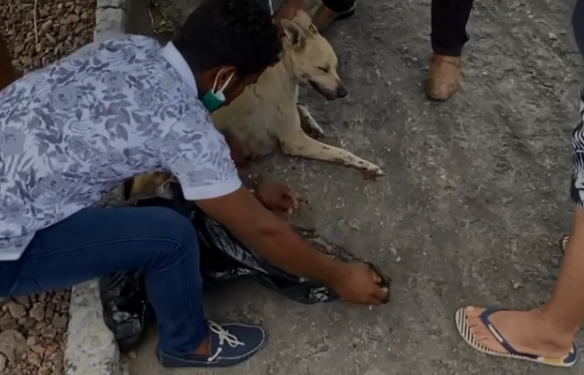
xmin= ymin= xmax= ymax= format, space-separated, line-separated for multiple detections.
xmin=196 ymin=186 xmax=343 ymax=284
xmin=160 ymin=116 xmax=345 ymax=283
xmin=160 ymin=114 xmax=388 ymax=304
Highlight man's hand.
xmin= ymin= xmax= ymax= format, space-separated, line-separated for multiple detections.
xmin=255 ymin=181 xmax=298 ymax=215
xmin=330 ymin=263 xmax=389 ymax=305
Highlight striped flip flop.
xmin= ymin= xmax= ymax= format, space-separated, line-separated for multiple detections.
xmin=454 ymin=306 xmax=578 ymax=367
xmin=561 ymin=236 xmax=569 ymax=252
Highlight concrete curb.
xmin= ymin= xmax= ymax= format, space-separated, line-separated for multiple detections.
xmin=63 ymin=0 xmax=130 ymax=374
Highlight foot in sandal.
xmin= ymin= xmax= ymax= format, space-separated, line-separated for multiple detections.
xmin=454 ymin=306 xmax=578 ymax=367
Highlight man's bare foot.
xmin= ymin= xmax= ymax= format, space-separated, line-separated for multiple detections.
xmin=463 ymin=306 xmax=573 ymax=359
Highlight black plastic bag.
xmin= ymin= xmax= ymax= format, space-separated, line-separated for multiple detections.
xmin=99 ymin=182 xmax=391 ymax=352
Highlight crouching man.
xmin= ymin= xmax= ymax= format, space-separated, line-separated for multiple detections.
xmin=0 ymin=0 xmax=388 ymax=369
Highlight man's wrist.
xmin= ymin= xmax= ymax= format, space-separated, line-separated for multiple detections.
xmin=318 ymin=258 xmax=348 ymax=286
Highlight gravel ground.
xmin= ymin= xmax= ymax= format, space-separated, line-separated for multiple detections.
xmin=0 ymin=1 xmax=96 ymax=374
xmin=1 ymin=0 xmax=95 ymax=73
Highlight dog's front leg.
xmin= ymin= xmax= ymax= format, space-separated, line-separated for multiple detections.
xmin=297 ymin=104 xmax=326 ymax=138
xmin=280 ymin=129 xmax=384 ymax=178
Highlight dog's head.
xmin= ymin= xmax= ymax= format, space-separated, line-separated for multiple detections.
xmin=280 ymin=12 xmax=347 ymax=100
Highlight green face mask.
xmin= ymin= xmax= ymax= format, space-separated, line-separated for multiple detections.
xmin=200 ymin=70 xmax=235 ymax=113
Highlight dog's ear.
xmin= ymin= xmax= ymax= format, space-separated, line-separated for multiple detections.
xmin=308 ymin=23 xmax=318 ymax=35
xmin=280 ymin=19 xmax=306 ymax=49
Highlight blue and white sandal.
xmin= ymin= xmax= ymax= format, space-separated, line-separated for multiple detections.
xmin=454 ymin=306 xmax=578 ymax=367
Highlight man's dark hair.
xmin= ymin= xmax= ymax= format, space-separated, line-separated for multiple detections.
xmin=174 ymin=0 xmax=283 ymax=78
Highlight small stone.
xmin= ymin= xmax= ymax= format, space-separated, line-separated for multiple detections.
xmin=45 ymin=303 xmax=55 ymax=321
xmin=74 ymin=24 xmax=86 ymax=34
xmin=21 ymin=56 xmax=33 ymax=66
xmin=59 ymin=302 xmax=69 ymax=313
xmin=41 ymin=327 xmax=56 ymax=339
xmin=13 ymin=296 xmax=31 ymax=309
xmin=30 ymin=345 xmax=45 ymax=355
xmin=40 ymin=20 xmax=53 ymax=32
xmin=22 ymin=318 xmax=37 ymax=330
xmin=29 ymin=305 xmax=45 ymax=321
xmin=27 ymin=351 xmax=42 ymax=366
xmin=45 ymin=34 xmax=56 ymax=45
xmin=7 ymin=302 xmax=26 ymax=319
xmin=65 ymin=14 xmax=80 ymax=24
xmin=44 ymin=344 xmax=58 ymax=357
xmin=512 ymin=281 xmax=522 ymax=290
xmin=127 ymin=351 xmax=137 ymax=359
xmin=51 ymin=314 xmax=68 ymax=330
xmin=26 ymin=336 xmax=37 ymax=346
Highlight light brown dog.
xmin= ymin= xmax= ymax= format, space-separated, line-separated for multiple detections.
xmin=127 ymin=11 xmax=382 ymax=200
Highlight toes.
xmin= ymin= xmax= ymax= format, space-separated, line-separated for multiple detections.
xmin=463 ymin=307 xmax=507 ymax=353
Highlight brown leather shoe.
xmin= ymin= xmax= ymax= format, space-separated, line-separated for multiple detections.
xmin=311 ymin=2 xmax=356 ymax=33
xmin=424 ymin=54 xmax=461 ymax=102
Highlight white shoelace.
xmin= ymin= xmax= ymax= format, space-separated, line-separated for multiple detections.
xmin=207 ymin=321 xmax=246 ymax=362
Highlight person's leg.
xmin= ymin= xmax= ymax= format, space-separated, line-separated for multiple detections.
xmin=311 ymin=0 xmax=356 ymax=33
xmin=452 ymin=90 xmax=584 ymax=367
xmin=0 ymin=33 xmax=20 ymax=92
xmin=456 ymin=208 xmax=581 ymax=365
xmin=424 ymin=0 xmax=475 ymax=101
xmin=0 ymin=206 xmax=265 ymax=368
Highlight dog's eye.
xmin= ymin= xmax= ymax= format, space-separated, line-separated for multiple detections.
xmin=318 ymin=67 xmax=329 ymax=73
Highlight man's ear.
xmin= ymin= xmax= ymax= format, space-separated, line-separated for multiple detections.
xmin=280 ymin=19 xmax=306 ymax=49
xmin=216 ymin=66 xmax=237 ymax=90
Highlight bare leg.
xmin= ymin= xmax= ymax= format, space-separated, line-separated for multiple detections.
xmin=461 ymin=207 xmax=583 ymax=359
xmin=0 ymin=33 xmax=20 ymax=91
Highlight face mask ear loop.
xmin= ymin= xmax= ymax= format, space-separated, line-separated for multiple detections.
xmin=216 ymin=71 xmax=235 ymax=96
xmin=211 ymin=72 xmax=220 ymax=93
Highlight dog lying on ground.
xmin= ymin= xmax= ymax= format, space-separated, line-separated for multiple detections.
xmin=127 ymin=11 xmax=382 ymax=199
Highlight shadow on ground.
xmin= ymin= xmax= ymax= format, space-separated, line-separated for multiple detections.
xmin=126 ymin=0 xmax=583 ymax=374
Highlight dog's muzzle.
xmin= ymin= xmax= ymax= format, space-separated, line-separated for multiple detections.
xmin=309 ymin=80 xmax=349 ymax=100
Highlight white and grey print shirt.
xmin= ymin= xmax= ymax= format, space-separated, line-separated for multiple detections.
xmin=0 ymin=35 xmax=241 ymax=261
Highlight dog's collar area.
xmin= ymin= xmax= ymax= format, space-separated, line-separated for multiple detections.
xmin=160 ymin=42 xmax=198 ymax=97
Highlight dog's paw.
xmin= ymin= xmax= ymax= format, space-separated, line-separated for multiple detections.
xmin=361 ymin=165 xmax=383 ymax=180
xmin=307 ymin=123 xmax=326 ymax=138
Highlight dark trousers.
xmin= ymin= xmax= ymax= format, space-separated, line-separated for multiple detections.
xmin=431 ymin=0 xmax=475 ymax=57
xmin=320 ymin=0 xmax=475 ymax=57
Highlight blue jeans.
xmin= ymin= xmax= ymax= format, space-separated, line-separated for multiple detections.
xmin=0 ymin=206 xmax=206 ymax=355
